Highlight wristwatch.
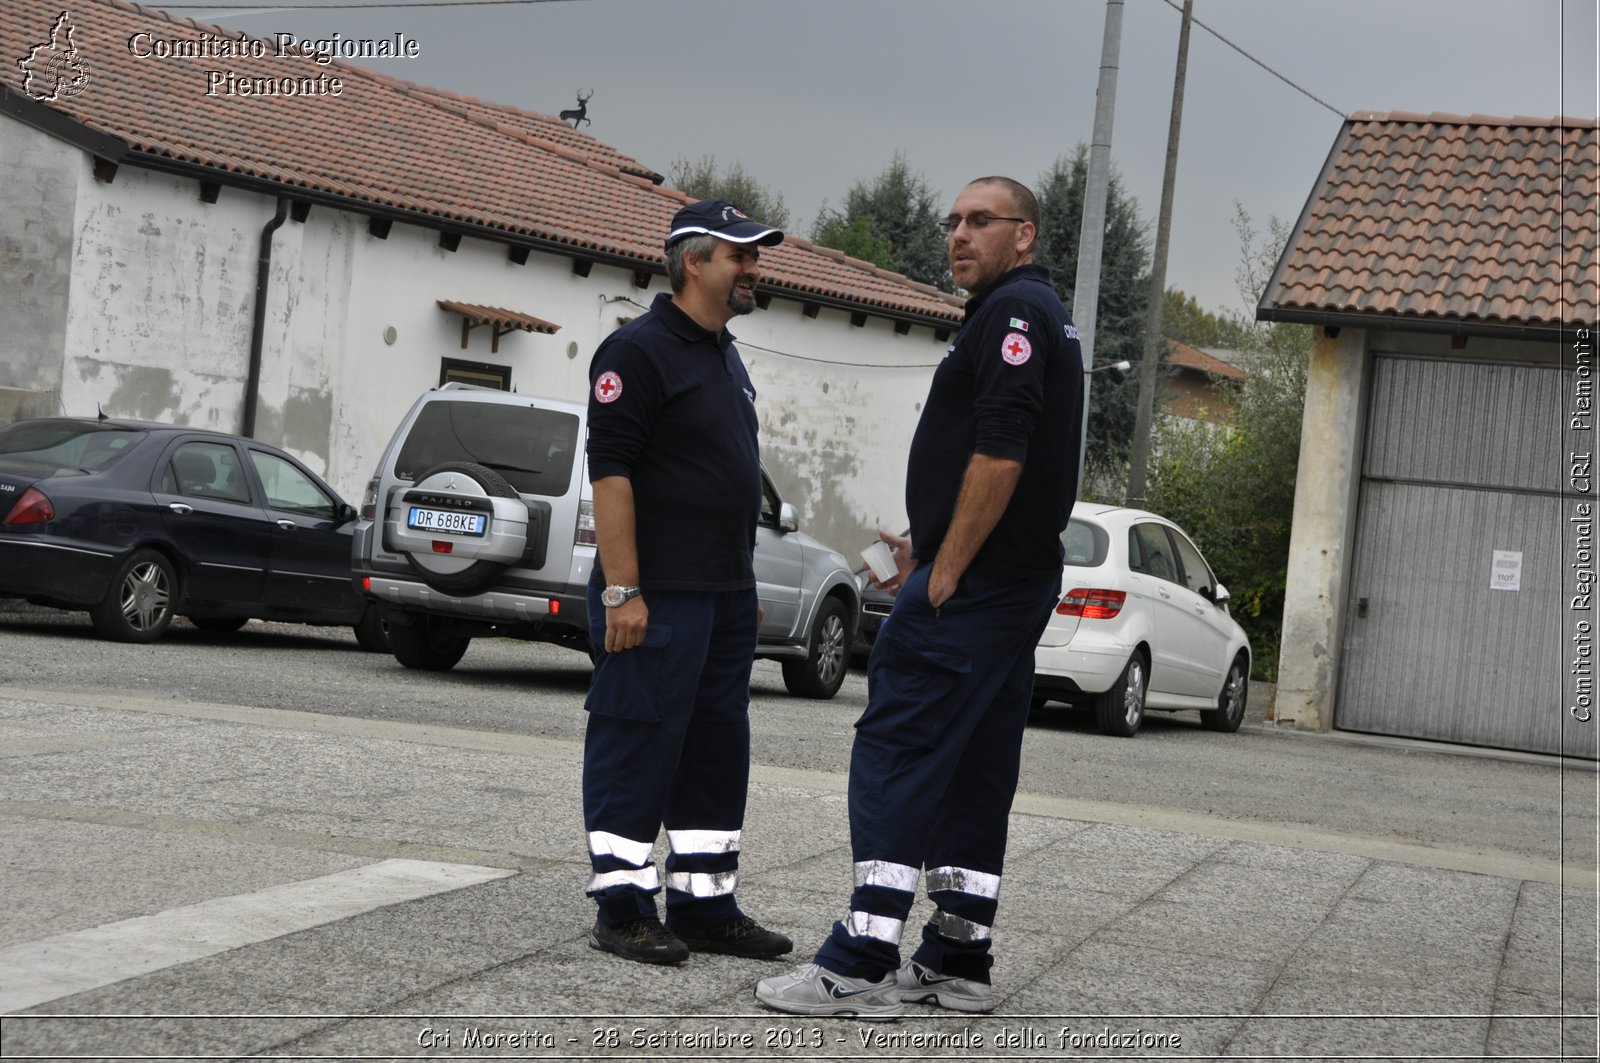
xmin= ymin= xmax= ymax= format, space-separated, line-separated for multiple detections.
xmin=600 ymin=584 xmax=642 ymax=608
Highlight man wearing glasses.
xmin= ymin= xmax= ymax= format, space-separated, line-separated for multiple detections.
xmin=757 ymin=177 xmax=1083 ymax=1018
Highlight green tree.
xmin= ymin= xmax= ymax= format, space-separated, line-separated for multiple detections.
xmin=1163 ymin=287 xmax=1252 ymax=349
xmin=1147 ymin=206 xmax=1314 ymax=682
xmin=667 ymin=155 xmax=791 ymax=230
xmin=809 ymin=207 xmax=897 ymax=271
xmin=810 ymin=153 xmax=950 ymax=290
xmin=1033 ymin=145 xmax=1153 ymax=498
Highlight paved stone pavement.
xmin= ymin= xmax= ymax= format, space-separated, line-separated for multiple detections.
xmin=0 ymin=690 xmax=1595 ymax=1061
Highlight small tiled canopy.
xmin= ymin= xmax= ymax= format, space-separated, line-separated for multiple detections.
xmin=1260 ymin=111 xmax=1597 ymax=338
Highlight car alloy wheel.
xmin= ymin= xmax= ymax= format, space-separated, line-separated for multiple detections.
xmin=1094 ymin=651 xmax=1146 ymax=738
xmin=1202 ymin=655 xmax=1249 ymax=733
xmin=120 ymin=562 xmax=170 ymax=632
xmin=1120 ymin=659 xmax=1145 ymax=729
xmin=814 ymin=608 xmax=848 ymax=686
xmin=91 ymin=548 xmax=176 ymax=643
xmin=781 ymin=596 xmax=850 ymax=699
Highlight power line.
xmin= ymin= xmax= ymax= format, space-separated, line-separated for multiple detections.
xmin=739 ymin=337 xmax=944 ymax=370
xmin=1156 ymin=0 xmax=1347 ymax=120
xmin=146 ymin=0 xmax=1346 ymax=126
xmin=603 ymin=298 xmax=949 ymax=368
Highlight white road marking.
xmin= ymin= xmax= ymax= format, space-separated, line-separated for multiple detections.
xmin=0 ymin=858 xmax=515 ymax=1013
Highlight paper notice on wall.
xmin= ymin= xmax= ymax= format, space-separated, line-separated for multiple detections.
xmin=1490 ymin=550 xmax=1522 ymax=592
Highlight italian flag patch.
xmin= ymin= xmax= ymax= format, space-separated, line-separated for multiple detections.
xmin=1009 ymin=317 xmax=1029 ymax=331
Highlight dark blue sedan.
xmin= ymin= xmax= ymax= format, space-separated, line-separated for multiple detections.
xmin=0 ymin=416 xmax=388 ymax=647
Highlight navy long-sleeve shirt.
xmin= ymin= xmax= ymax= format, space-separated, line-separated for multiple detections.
xmin=586 ymin=292 xmax=761 ymax=592
xmin=905 ymin=264 xmax=1083 ymax=575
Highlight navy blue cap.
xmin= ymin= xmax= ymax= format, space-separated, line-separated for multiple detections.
xmin=665 ymin=199 xmax=784 ymax=250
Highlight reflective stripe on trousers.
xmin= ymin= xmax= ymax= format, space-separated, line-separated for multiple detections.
xmin=814 ymin=563 xmax=1059 ymax=980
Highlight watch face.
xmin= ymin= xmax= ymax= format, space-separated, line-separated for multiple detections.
xmin=601 ymin=587 xmax=621 ymax=607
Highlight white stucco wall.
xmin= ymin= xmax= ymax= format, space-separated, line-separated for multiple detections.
xmin=60 ymin=165 xmax=265 ymax=431
xmin=332 ymin=217 xmax=589 ymax=489
xmin=738 ymin=301 xmax=941 ymax=552
xmin=327 ymin=216 xmax=943 ymax=552
xmin=16 ymin=130 xmax=948 ymax=557
xmin=0 ymin=118 xmax=80 ymax=417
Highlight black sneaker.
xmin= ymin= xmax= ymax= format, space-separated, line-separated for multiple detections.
xmin=670 ymin=915 xmax=793 ymax=959
xmin=588 ymin=916 xmax=689 ymax=965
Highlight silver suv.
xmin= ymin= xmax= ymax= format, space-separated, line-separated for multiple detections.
xmin=352 ymin=383 xmax=860 ymax=698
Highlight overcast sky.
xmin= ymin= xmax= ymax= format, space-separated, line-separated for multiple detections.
xmin=185 ymin=0 xmax=1598 ymax=324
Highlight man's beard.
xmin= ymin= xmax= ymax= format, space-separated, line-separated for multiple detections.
xmin=727 ymin=288 xmax=756 ymax=315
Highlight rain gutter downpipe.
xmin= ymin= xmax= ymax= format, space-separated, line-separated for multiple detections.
xmin=244 ymin=196 xmax=290 ymax=438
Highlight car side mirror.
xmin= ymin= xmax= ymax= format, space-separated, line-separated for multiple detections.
xmin=337 ymin=502 xmax=357 ymax=524
xmin=778 ymin=502 xmax=799 ymax=534
xmin=1211 ymin=582 xmax=1231 ymax=605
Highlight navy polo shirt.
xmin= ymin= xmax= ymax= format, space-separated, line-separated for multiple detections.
xmin=586 ymin=292 xmax=761 ymax=592
xmin=905 ymin=263 xmax=1084 ymax=575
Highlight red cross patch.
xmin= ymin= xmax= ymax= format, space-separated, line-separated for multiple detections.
xmin=594 ymin=370 xmax=623 ymax=404
xmin=1001 ymin=331 xmax=1032 ymax=366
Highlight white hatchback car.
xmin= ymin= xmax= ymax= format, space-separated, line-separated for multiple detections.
xmin=1033 ymin=502 xmax=1251 ymax=737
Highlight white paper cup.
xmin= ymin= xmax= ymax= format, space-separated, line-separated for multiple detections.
xmin=861 ymin=540 xmax=897 ymax=582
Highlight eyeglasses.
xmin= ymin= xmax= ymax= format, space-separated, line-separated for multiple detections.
xmin=939 ymin=212 xmax=1027 ymax=235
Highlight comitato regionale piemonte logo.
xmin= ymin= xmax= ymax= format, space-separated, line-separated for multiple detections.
xmin=20 ymin=11 xmax=93 ymax=100
xmin=19 ymin=11 xmax=92 ymax=100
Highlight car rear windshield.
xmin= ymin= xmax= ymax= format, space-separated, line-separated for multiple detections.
xmin=0 ymin=421 xmax=146 ymax=472
xmin=1061 ymin=518 xmax=1109 ymax=567
xmin=395 ymin=401 xmax=580 ymax=497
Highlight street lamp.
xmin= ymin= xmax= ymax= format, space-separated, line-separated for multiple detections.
xmin=1078 ymin=359 xmax=1133 ymax=496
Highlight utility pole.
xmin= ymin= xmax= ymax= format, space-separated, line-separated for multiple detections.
xmin=1126 ymin=0 xmax=1194 ymax=505
xmin=1074 ymin=0 xmax=1125 ymax=494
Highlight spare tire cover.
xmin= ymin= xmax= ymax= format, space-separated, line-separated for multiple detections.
xmin=393 ymin=461 xmax=528 ymax=595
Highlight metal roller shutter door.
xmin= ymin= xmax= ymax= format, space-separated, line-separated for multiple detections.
xmin=1335 ymin=354 xmax=1592 ymax=758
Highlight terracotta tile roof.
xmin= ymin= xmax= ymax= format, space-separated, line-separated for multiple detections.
xmin=395 ymin=83 xmax=665 ymax=186
xmin=438 ymin=300 xmax=561 ymax=335
xmin=1166 ymin=340 xmax=1246 ymax=380
xmin=1261 ymin=111 xmax=1597 ymax=335
xmin=2 ymin=0 xmax=964 ymax=327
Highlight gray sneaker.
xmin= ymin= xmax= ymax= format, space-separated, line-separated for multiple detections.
xmin=895 ymin=958 xmax=995 ymax=1013
xmin=755 ymin=963 xmax=904 ymax=1020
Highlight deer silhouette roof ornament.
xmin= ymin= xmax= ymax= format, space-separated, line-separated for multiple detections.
xmin=560 ymin=90 xmax=592 ymax=129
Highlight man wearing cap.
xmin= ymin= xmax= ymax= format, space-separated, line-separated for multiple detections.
xmin=580 ymin=199 xmax=793 ymax=966
xmin=756 ymin=176 xmax=1082 ymax=1017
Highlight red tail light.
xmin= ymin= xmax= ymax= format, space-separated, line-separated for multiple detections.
xmin=1057 ymin=588 xmax=1126 ymax=620
xmin=576 ymin=499 xmax=597 ymax=546
xmin=432 ymin=540 xmax=453 ymax=554
xmin=3 ymin=487 xmax=54 ymax=525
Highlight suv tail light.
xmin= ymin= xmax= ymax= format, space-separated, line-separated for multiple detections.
xmin=360 ymin=478 xmax=379 ymax=521
xmin=1057 ymin=588 xmax=1125 ymax=620
xmin=576 ymin=498 xmax=597 ymax=546
xmin=3 ymin=486 xmax=55 ymax=526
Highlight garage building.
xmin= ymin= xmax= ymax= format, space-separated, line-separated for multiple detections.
xmin=1262 ymin=112 xmax=1596 ymax=758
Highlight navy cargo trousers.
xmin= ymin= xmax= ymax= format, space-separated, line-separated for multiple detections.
xmin=581 ymin=585 xmax=758 ymax=930
xmin=814 ymin=561 xmax=1061 ymax=982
